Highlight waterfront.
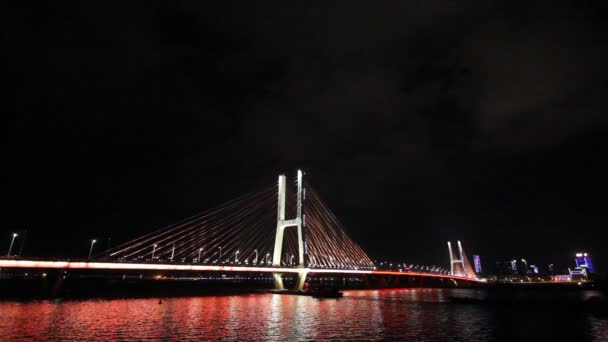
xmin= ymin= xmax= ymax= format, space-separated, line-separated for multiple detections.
xmin=0 ymin=289 xmax=606 ymax=341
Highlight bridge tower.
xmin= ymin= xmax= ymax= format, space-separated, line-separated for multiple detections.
xmin=272 ymin=170 xmax=306 ymax=290
xmin=447 ymin=240 xmax=467 ymax=277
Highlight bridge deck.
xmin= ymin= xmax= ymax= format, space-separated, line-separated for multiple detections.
xmin=0 ymin=259 xmax=482 ymax=282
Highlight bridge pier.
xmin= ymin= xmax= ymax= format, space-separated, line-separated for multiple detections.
xmin=295 ymin=270 xmax=307 ymax=291
xmin=273 ymin=270 xmax=308 ymax=291
xmin=273 ymin=273 xmax=285 ymax=290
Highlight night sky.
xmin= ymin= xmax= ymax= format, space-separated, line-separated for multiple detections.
xmin=5 ymin=2 xmax=608 ymax=272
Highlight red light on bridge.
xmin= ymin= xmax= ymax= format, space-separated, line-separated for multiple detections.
xmin=0 ymin=259 xmax=483 ymax=283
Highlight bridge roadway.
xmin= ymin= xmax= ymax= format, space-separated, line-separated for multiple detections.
xmin=0 ymin=259 xmax=482 ymax=283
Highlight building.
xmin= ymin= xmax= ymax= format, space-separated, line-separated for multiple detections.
xmin=519 ymin=259 xmax=528 ymax=275
xmin=575 ymin=253 xmax=594 ymax=273
xmin=568 ymin=267 xmax=587 ymax=280
xmin=554 ymin=274 xmax=571 ymax=282
xmin=496 ymin=259 xmax=523 ymax=276
xmin=496 ymin=261 xmax=515 ymax=276
xmin=529 ymin=265 xmax=539 ymax=274
xmin=473 ymin=255 xmax=482 ymax=274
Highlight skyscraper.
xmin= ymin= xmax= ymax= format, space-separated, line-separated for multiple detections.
xmin=473 ymin=255 xmax=482 ymax=274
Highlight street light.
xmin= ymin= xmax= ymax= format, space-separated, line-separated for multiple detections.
xmin=7 ymin=233 xmax=18 ymax=257
xmin=151 ymin=244 xmax=157 ymax=261
xmin=198 ymin=247 xmax=203 ymax=263
xmin=218 ymin=247 xmax=222 ymax=265
xmin=88 ymin=239 xmax=97 ymax=260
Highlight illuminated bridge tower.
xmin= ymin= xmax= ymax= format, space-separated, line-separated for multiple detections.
xmin=272 ymin=170 xmax=306 ymax=290
xmin=447 ymin=240 xmax=467 ymax=277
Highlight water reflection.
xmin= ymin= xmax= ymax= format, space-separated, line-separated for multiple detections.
xmin=0 ymin=289 xmax=605 ymax=341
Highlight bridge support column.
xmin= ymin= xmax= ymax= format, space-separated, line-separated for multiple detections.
xmin=273 ymin=273 xmax=285 ymax=290
xmin=273 ymin=271 xmax=307 ymax=291
xmin=52 ymin=269 xmax=65 ymax=297
xmin=295 ymin=270 xmax=307 ymax=292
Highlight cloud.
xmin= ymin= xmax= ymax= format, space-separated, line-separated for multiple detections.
xmin=190 ymin=1 xmax=608 ymax=159
xmin=459 ymin=3 xmax=608 ymax=150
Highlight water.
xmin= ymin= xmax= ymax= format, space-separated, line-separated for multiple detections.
xmin=0 ymin=289 xmax=606 ymax=341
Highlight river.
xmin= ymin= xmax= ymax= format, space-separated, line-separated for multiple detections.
xmin=0 ymin=289 xmax=606 ymax=341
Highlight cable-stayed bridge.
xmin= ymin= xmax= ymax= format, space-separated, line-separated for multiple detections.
xmin=1 ymin=171 xmax=481 ymax=290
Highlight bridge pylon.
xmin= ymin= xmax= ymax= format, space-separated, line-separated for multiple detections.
xmin=447 ymin=240 xmax=468 ymax=277
xmin=272 ymin=170 xmax=306 ymax=290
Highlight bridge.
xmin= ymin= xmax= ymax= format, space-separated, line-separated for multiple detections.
xmin=1 ymin=171 xmax=481 ymax=291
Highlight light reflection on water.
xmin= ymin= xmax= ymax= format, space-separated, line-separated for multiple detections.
xmin=0 ymin=289 xmax=605 ymax=341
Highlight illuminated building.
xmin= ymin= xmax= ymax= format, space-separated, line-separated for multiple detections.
xmin=520 ymin=259 xmax=528 ymax=275
xmin=575 ymin=253 xmax=594 ymax=273
xmin=497 ymin=259 xmax=529 ymax=276
xmin=473 ymin=255 xmax=482 ymax=274
xmin=496 ymin=259 xmax=526 ymax=276
xmin=510 ymin=259 xmax=528 ymax=275
xmin=568 ymin=267 xmax=587 ymax=280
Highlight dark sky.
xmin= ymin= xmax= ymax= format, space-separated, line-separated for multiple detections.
xmin=5 ymin=1 xmax=608 ymax=272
